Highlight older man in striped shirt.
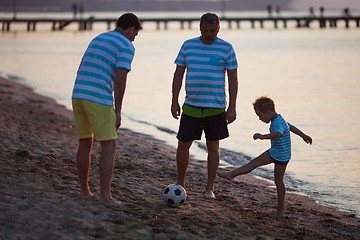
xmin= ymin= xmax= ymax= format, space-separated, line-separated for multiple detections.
xmin=72 ymin=13 xmax=142 ymax=205
xmin=171 ymin=12 xmax=238 ymax=199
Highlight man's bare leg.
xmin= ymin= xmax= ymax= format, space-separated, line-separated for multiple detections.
xmin=205 ymin=140 xmax=220 ymax=199
xmin=76 ymin=137 xmax=94 ymax=197
xmin=99 ymin=139 xmax=120 ymax=205
xmin=176 ymin=141 xmax=192 ymax=188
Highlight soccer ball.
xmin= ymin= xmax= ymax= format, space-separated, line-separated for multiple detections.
xmin=163 ymin=184 xmax=187 ymax=207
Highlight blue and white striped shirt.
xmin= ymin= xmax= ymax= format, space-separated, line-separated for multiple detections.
xmin=72 ymin=30 xmax=135 ymax=106
xmin=269 ymin=114 xmax=292 ymax=162
xmin=174 ymin=37 xmax=238 ymax=109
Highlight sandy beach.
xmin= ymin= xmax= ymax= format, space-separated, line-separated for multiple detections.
xmin=0 ymin=76 xmax=359 ymax=239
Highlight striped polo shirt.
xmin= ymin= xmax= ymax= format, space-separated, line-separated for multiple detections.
xmin=72 ymin=30 xmax=135 ymax=106
xmin=269 ymin=114 xmax=292 ymax=162
xmin=174 ymin=37 xmax=238 ymax=109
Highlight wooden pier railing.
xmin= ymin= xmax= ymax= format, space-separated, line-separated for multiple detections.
xmin=1 ymin=16 xmax=359 ymax=32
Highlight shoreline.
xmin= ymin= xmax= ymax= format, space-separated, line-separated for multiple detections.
xmin=0 ymin=76 xmax=359 ymax=239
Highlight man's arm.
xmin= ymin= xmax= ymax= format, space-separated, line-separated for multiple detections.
xmin=290 ymin=125 xmax=313 ymax=144
xmin=226 ymin=68 xmax=238 ymax=124
xmin=114 ymin=67 xmax=129 ymax=130
xmin=171 ymin=65 xmax=186 ymax=119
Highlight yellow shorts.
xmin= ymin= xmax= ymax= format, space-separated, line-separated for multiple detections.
xmin=72 ymin=99 xmax=117 ymax=141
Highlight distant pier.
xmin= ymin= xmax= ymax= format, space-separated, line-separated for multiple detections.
xmin=1 ymin=16 xmax=360 ymax=32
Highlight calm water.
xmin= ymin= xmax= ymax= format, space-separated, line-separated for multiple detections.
xmin=0 ymin=11 xmax=359 ymax=216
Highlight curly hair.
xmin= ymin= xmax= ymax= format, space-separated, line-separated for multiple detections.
xmin=253 ymin=96 xmax=275 ymax=113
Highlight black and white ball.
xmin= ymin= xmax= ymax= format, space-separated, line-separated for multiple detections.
xmin=163 ymin=184 xmax=187 ymax=207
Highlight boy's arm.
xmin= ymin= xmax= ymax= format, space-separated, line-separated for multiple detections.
xmin=290 ymin=125 xmax=313 ymax=144
xmin=253 ymin=132 xmax=282 ymax=140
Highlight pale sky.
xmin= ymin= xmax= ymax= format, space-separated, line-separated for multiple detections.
xmin=290 ymin=0 xmax=360 ymax=10
xmin=1 ymin=0 xmax=360 ymax=12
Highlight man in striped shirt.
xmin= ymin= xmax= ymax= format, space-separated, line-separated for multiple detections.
xmin=171 ymin=13 xmax=238 ymax=199
xmin=72 ymin=13 xmax=142 ymax=205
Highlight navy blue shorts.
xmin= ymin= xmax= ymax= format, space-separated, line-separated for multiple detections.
xmin=266 ymin=150 xmax=289 ymax=166
xmin=177 ymin=112 xmax=229 ymax=142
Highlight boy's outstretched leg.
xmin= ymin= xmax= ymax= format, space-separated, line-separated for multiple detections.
xmin=274 ymin=163 xmax=287 ymax=217
xmin=217 ymin=151 xmax=274 ymax=181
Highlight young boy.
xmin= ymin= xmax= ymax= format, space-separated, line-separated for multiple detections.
xmin=217 ymin=96 xmax=312 ymax=217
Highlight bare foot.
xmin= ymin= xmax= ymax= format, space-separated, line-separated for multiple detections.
xmin=204 ymin=191 xmax=216 ymax=199
xmin=275 ymin=206 xmax=286 ymax=218
xmin=80 ymin=190 xmax=94 ymax=197
xmin=99 ymin=197 xmax=122 ymax=206
xmin=216 ymin=171 xmax=235 ymax=181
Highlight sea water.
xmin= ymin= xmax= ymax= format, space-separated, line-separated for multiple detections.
xmin=0 ymin=11 xmax=359 ymax=217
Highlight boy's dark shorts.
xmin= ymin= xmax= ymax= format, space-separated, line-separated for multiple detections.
xmin=266 ymin=150 xmax=289 ymax=166
xmin=176 ymin=112 xmax=229 ymax=142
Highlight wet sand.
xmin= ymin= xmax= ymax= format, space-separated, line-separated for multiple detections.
xmin=0 ymin=76 xmax=359 ymax=239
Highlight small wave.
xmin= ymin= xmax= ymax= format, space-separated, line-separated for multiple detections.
xmin=0 ymin=69 xmax=28 ymax=83
xmin=124 ymin=114 xmax=177 ymax=135
xmin=7 ymin=74 xmax=27 ymax=82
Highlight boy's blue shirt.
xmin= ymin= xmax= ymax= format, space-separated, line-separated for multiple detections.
xmin=268 ymin=114 xmax=292 ymax=162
